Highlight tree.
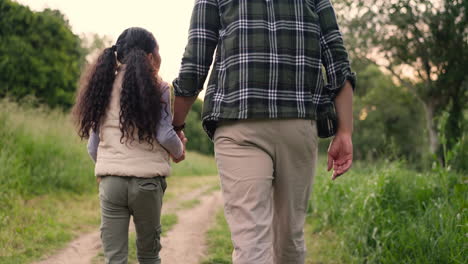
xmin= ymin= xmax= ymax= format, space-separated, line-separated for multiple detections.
xmin=335 ymin=0 xmax=468 ymax=157
xmin=183 ymin=99 xmax=215 ymax=155
xmin=0 ymin=0 xmax=85 ymax=108
xmin=80 ymin=33 xmax=113 ymax=63
xmin=352 ymin=63 xmax=427 ymax=163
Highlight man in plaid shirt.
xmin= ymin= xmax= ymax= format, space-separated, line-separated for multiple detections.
xmin=173 ymin=0 xmax=355 ymax=263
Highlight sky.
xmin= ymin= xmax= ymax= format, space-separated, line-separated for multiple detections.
xmin=16 ymin=0 xmax=198 ymax=91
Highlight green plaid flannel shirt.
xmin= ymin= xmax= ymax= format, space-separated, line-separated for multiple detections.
xmin=174 ymin=0 xmax=356 ymax=139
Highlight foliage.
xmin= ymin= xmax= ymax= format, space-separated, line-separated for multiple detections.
xmin=351 ymin=63 xmax=428 ymax=163
xmin=0 ymin=100 xmax=95 ymax=198
xmin=319 ymin=59 xmax=431 ymax=166
xmin=0 ymin=0 xmax=85 ymax=109
xmin=310 ymin=161 xmax=467 ymax=264
xmin=185 ymin=99 xmax=215 ymax=155
xmin=438 ymin=110 xmax=468 ymax=172
xmin=334 ymin=0 xmax=468 ymax=159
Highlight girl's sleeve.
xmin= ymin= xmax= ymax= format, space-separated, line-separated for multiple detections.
xmin=156 ymin=87 xmax=184 ymax=159
xmin=87 ymin=130 xmax=100 ymax=163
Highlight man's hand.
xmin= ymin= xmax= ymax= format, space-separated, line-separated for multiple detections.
xmin=327 ymin=132 xmax=353 ymax=180
xmin=171 ymin=95 xmax=196 ymax=163
xmin=328 ymin=80 xmax=354 ymax=180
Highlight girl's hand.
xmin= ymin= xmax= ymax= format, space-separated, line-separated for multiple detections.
xmin=172 ymin=152 xmax=185 ymax=163
xmin=176 ymin=130 xmax=187 ymax=142
xmin=172 ymin=136 xmax=188 ymax=163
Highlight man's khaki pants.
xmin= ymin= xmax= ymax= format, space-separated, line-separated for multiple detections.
xmin=214 ymin=119 xmax=318 ymax=264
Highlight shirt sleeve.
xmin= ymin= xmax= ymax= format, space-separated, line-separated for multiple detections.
xmin=173 ymin=0 xmax=220 ymax=97
xmin=87 ymin=130 xmax=100 ymax=163
xmin=157 ymin=86 xmax=184 ymax=158
xmin=316 ymin=0 xmax=356 ymax=100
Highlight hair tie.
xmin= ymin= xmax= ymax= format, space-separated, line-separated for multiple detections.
xmin=111 ymin=45 xmax=117 ymax=52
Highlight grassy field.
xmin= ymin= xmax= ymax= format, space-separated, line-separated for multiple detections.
xmin=202 ymin=158 xmax=467 ymax=264
xmin=0 ymin=100 xmax=218 ymax=264
xmin=1 ymin=99 xmax=466 ymax=264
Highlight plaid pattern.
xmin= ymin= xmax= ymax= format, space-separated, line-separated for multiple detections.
xmin=174 ymin=0 xmax=355 ymax=139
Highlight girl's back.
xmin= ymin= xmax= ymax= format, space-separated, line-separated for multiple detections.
xmin=95 ymin=66 xmax=172 ymax=178
xmin=72 ymin=27 xmax=184 ymax=264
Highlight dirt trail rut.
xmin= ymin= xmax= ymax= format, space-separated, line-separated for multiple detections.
xmin=33 ymin=186 xmax=223 ymax=264
xmin=160 ymin=191 xmax=222 ymax=264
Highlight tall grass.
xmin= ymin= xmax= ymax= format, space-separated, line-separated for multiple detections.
xmin=0 ymin=100 xmax=97 ymax=263
xmin=310 ymin=160 xmax=467 ymax=264
xmin=0 ymin=100 xmax=95 ymax=198
xmin=202 ymin=211 xmax=232 ymax=264
xmin=172 ymin=151 xmax=218 ymax=177
xmin=0 ymin=99 xmax=218 ymax=263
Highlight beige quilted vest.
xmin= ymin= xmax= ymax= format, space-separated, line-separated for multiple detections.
xmin=94 ymin=68 xmax=170 ymax=178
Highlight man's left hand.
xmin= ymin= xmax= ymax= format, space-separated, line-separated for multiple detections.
xmin=327 ymin=132 xmax=353 ymax=180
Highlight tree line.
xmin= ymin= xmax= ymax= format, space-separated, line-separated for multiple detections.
xmin=334 ymin=0 xmax=467 ymax=170
xmin=0 ymin=0 xmax=214 ymax=155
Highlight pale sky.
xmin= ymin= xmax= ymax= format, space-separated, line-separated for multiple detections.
xmin=16 ymin=0 xmax=200 ymax=93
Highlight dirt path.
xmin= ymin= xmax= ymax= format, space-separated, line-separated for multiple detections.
xmin=160 ymin=191 xmax=222 ymax=264
xmin=33 ymin=185 xmax=223 ymax=264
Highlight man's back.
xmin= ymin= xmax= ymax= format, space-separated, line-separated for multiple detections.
xmin=173 ymin=1 xmax=355 ymax=263
xmin=174 ymin=0 xmax=354 ymax=138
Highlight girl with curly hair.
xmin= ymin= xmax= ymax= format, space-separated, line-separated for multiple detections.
xmin=73 ymin=27 xmax=185 ymax=264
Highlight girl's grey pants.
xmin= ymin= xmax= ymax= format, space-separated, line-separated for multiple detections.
xmin=99 ymin=176 xmax=166 ymax=264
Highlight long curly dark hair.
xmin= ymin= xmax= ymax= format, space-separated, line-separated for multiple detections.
xmin=73 ymin=27 xmax=164 ymax=147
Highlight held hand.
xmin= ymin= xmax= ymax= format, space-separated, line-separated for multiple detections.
xmin=172 ymin=152 xmax=185 ymax=163
xmin=176 ymin=130 xmax=187 ymax=142
xmin=172 ymin=134 xmax=188 ymax=163
xmin=327 ymin=132 xmax=353 ymax=180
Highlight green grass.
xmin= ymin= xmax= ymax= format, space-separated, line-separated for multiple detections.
xmin=0 ymin=100 xmax=218 ymax=263
xmin=172 ymin=151 xmax=218 ymax=177
xmin=178 ymin=199 xmax=201 ymax=210
xmin=202 ymin=159 xmax=467 ymax=264
xmin=0 ymin=100 xmax=98 ymax=263
xmin=201 ymin=210 xmax=233 ymax=264
xmin=161 ymin=213 xmax=178 ymax=236
xmin=0 ymin=192 xmax=101 ymax=264
xmin=201 ymin=184 xmax=222 ymax=196
xmin=309 ymin=161 xmax=467 ymax=264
